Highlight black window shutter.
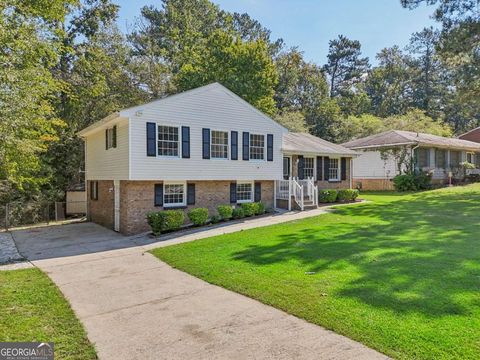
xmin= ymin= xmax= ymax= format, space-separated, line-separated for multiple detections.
xmin=187 ymin=183 xmax=195 ymax=205
xmin=267 ymin=134 xmax=274 ymax=161
xmin=154 ymin=184 xmax=163 ymax=206
xmin=112 ymin=126 xmax=117 ymax=148
xmin=230 ymin=183 xmax=237 ymax=203
xmin=254 ymin=182 xmax=262 ymax=202
xmin=324 ymin=156 xmax=330 ymax=181
xmin=182 ymin=126 xmax=190 ymax=158
xmin=242 ymin=132 xmax=250 ymax=161
xmin=316 ymin=156 xmax=323 ymax=181
xmin=90 ymin=181 xmax=94 ymax=200
xmin=105 ymin=129 xmax=109 ymax=150
xmin=341 ymin=157 xmax=347 ymax=181
xmin=94 ymin=181 xmax=98 ymax=200
xmin=231 ymin=131 xmax=238 ymax=160
xmin=298 ymin=155 xmax=305 ymax=180
xmin=202 ymin=128 xmax=210 ymax=159
xmin=146 ymin=122 xmax=156 ymax=156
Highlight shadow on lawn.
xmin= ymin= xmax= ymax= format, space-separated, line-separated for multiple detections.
xmin=232 ymin=189 xmax=480 ymax=317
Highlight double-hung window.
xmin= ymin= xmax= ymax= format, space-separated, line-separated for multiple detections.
xmin=163 ymin=183 xmax=185 ymax=207
xmin=329 ymin=158 xmax=340 ymax=181
xmin=211 ymin=130 xmax=228 ymax=159
xmin=450 ymin=150 xmax=461 ymax=167
xmin=236 ymin=182 xmax=253 ymax=203
xmin=417 ymin=148 xmax=429 ymax=168
xmin=250 ymin=134 xmax=265 ymax=160
xmin=304 ymin=157 xmax=315 ymax=179
xmin=435 ymin=149 xmax=446 ymax=168
xmin=158 ymin=125 xmax=179 ymax=157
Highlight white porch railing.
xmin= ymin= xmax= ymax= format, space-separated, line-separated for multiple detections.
xmin=275 ymin=177 xmax=318 ymax=210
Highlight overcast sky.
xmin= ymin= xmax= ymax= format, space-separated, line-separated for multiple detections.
xmin=114 ymin=0 xmax=437 ymax=64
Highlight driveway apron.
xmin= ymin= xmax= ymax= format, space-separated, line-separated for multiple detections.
xmin=12 ymin=220 xmax=388 ymax=360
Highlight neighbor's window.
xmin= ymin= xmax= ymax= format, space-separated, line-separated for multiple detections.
xmin=467 ymin=152 xmax=474 ymax=164
xmin=450 ymin=150 xmax=461 ymax=167
xmin=106 ymin=127 xmax=116 ymax=150
xmin=236 ymin=182 xmax=253 ymax=203
xmin=211 ymin=130 xmax=228 ymax=159
xmin=158 ymin=125 xmax=179 ymax=156
xmin=249 ymin=134 xmax=265 ymax=160
xmin=163 ymin=183 xmax=185 ymax=207
xmin=304 ymin=157 xmax=315 ymax=179
xmin=435 ymin=149 xmax=446 ymax=168
xmin=329 ymin=158 xmax=340 ymax=181
xmin=417 ymin=148 xmax=429 ymax=168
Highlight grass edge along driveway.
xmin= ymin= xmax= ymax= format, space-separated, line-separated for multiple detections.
xmin=151 ymin=185 xmax=480 ymax=360
xmin=0 ymin=268 xmax=97 ymax=360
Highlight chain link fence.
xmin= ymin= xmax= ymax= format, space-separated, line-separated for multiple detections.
xmin=0 ymin=201 xmax=86 ymax=231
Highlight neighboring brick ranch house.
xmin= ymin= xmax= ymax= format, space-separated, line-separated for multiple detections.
xmin=78 ymin=83 xmax=357 ymax=235
xmin=459 ymin=126 xmax=480 ymax=143
xmin=342 ymin=130 xmax=480 ymax=190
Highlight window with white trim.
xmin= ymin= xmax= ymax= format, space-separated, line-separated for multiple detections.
xmin=236 ymin=182 xmax=253 ymax=203
xmin=329 ymin=158 xmax=340 ymax=181
xmin=158 ymin=125 xmax=179 ymax=157
xmin=249 ymin=134 xmax=265 ymax=160
xmin=304 ymin=157 xmax=315 ymax=179
xmin=163 ymin=183 xmax=185 ymax=207
xmin=211 ymin=130 xmax=228 ymax=159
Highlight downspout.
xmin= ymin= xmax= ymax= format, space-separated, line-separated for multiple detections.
xmin=411 ymin=144 xmax=420 ymax=174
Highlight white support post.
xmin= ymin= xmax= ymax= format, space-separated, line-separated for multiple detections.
xmin=288 ymin=176 xmax=292 ymax=211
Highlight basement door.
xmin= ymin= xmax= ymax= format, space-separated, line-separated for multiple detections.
xmin=114 ymin=180 xmax=120 ymax=232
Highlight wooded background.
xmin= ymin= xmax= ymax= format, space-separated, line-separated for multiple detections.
xmin=1 ymin=0 xmax=478 ymax=203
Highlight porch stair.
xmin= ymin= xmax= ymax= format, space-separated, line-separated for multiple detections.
xmin=275 ymin=177 xmax=319 ymax=211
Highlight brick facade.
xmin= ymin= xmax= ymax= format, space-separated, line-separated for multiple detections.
xmin=115 ymin=180 xmax=274 ymax=235
xmin=87 ymin=180 xmax=115 ymax=230
xmin=353 ymin=178 xmax=395 ymax=191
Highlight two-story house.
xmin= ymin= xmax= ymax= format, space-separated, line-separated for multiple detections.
xmin=78 ymin=83 xmax=357 ymax=234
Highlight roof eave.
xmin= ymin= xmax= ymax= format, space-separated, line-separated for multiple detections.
xmin=77 ymin=112 xmax=121 ymax=137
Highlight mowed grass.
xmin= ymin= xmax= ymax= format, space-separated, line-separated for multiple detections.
xmin=152 ymin=184 xmax=480 ymax=360
xmin=0 ymin=268 xmax=96 ymax=359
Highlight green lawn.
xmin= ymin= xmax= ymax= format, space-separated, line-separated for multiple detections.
xmin=151 ymin=185 xmax=480 ymax=360
xmin=0 ymin=268 xmax=96 ymax=359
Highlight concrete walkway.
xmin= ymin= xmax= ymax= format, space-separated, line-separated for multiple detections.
xmin=13 ymin=208 xmax=387 ymax=360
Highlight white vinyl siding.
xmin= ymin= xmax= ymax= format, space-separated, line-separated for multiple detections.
xmin=352 ymin=149 xmax=410 ymax=179
xmin=127 ymin=84 xmax=286 ymax=181
xmin=85 ymin=119 xmax=129 ymax=180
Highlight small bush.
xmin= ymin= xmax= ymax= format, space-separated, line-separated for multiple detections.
xmin=241 ymin=202 xmax=256 ymax=216
xmin=232 ymin=207 xmax=245 ymax=219
xmin=253 ymin=202 xmax=265 ymax=215
xmin=188 ymin=207 xmax=209 ymax=226
xmin=319 ymin=189 xmax=338 ymax=203
xmin=393 ymin=172 xmax=432 ymax=191
xmin=217 ymin=204 xmax=233 ymax=220
xmin=146 ymin=209 xmax=184 ymax=235
xmin=337 ymin=189 xmax=359 ymax=202
xmin=210 ymin=214 xmax=221 ymax=224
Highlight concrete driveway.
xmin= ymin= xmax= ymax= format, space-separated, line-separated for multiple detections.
xmin=12 ymin=220 xmax=387 ymax=360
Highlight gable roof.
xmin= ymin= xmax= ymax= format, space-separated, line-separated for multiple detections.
xmin=77 ymin=82 xmax=287 ymax=137
xmin=283 ymin=133 xmax=358 ymax=156
xmin=342 ymin=130 xmax=480 ymax=151
xmin=458 ymin=126 xmax=480 ymax=139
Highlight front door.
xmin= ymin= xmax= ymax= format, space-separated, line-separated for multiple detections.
xmin=283 ymin=157 xmax=291 ymax=179
xmin=114 ymin=180 xmax=120 ymax=232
